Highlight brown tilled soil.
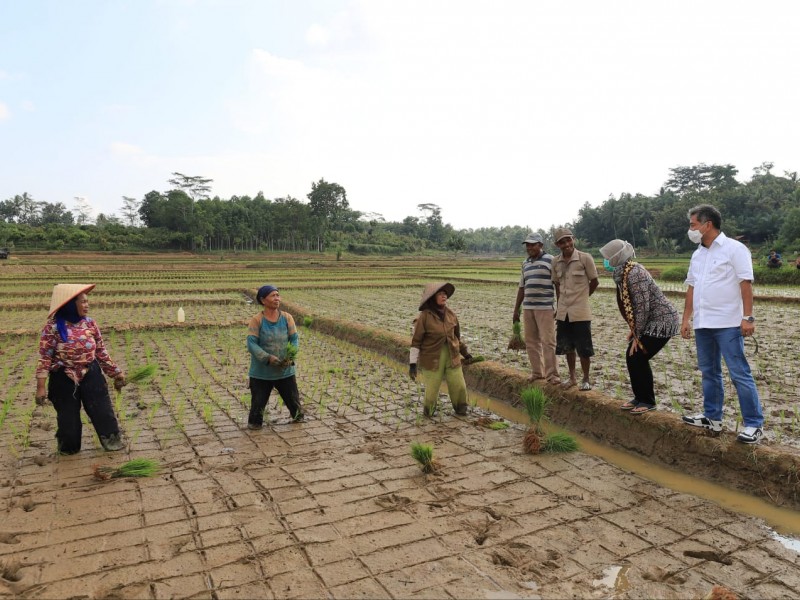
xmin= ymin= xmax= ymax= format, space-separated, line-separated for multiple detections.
xmin=3 ymin=400 xmax=800 ymax=599
xmin=281 ymin=303 xmax=800 ymax=512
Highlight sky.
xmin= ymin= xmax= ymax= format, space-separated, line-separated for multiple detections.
xmin=1 ymin=0 xmax=799 ymax=231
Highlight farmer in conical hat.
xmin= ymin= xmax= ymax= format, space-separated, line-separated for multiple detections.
xmin=409 ymin=282 xmax=473 ymax=417
xmin=35 ymin=284 xmax=127 ymax=454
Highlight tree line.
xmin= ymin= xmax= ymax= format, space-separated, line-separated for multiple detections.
xmin=2 ymin=164 xmax=799 ymax=256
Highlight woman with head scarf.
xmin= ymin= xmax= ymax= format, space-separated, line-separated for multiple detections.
xmin=246 ymin=285 xmax=302 ymax=428
xmin=599 ymin=240 xmax=680 ymax=414
xmin=35 ymin=284 xmax=126 ymax=454
xmin=409 ymin=282 xmax=473 ymax=417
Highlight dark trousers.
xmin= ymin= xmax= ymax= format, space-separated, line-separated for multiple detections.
xmin=48 ymin=361 xmax=120 ymax=454
xmin=249 ymin=376 xmax=302 ymax=425
xmin=626 ymin=335 xmax=670 ymax=406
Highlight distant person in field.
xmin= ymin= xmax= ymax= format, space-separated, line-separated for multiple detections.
xmin=409 ymin=282 xmax=472 ymax=417
xmin=513 ymin=232 xmax=560 ymax=385
xmin=246 ymin=285 xmax=303 ymax=428
xmin=681 ymin=204 xmax=765 ymax=444
xmin=35 ymin=284 xmax=127 ymax=454
xmin=599 ymin=239 xmax=679 ymax=414
xmin=552 ymin=227 xmax=599 ymax=391
xmin=766 ymin=249 xmax=783 ymax=268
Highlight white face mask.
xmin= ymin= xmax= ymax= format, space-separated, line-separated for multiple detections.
xmin=687 ymin=227 xmax=703 ymax=244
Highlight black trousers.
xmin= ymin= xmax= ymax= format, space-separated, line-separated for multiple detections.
xmin=249 ymin=376 xmax=302 ymax=425
xmin=626 ymin=335 xmax=670 ymax=406
xmin=48 ymin=361 xmax=120 ymax=454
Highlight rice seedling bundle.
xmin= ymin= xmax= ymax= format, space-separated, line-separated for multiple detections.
xmin=93 ymin=458 xmax=160 ymax=480
xmin=284 ymin=343 xmax=298 ymax=362
xmin=542 ymin=432 xmax=579 ymax=453
xmin=519 ymin=386 xmax=578 ymax=454
xmin=521 ymin=386 xmax=549 ymax=425
xmin=507 ymin=321 xmax=526 ymax=350
xmin=127 ymin=363 xmax=157 ymax=384
xmin=410 ymin=441 xmax=437 ymax=474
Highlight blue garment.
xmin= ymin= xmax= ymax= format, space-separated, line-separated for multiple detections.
xmin=695 ymin=327 xmax=763 ymax=427
xmin=247 ymin=313 xmax=299 ymax=380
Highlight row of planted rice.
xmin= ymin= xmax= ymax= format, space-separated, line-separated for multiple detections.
xmin=1 ymin=256 xmax=799 ymax=451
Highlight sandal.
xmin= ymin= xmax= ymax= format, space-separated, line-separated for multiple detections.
xmin=579 ymin=381 xmax=592 ymax=391
xmin=561 ymin=380 xmax=577 ymax=389
xmin=620 ymin=400 xmax=637 ymax=411
xmin=630 ymin=404 xmax=656 ymax=414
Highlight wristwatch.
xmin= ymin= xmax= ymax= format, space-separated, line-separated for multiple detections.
xmin=742 ymin=316 xmax=755 ymax=323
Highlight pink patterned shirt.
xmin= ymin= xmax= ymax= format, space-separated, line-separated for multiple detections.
xmin=36 ymin=318 xmax=121 ymax=384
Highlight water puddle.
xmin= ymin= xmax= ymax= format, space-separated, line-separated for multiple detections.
xmin=465 ymin=388 xmax=800 ymax=540
xmin=772 ymin=531 xmax=800 ymax=553
xmin=591 ymin=564 xmax=631 ymax=594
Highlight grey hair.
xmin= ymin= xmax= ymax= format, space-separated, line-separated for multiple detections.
xmin=688 ymin=204 xmax=721 ymax=229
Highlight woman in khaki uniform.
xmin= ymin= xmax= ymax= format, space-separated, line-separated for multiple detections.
xmin=409 ymin=282 xmax=472 ymax=417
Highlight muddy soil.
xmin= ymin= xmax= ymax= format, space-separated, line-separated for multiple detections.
xmin=284 ymin=284 xmax=800 ymax=451
xmin=2 ymin=327 xmax=798 ymax=599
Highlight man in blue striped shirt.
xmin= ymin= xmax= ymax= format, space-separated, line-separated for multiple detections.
xmin=513 ymin=233 xmax=560 ymax=384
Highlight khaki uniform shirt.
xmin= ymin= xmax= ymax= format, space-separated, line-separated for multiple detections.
xmin=411 ymin=307 xmax=469 ymax=371
xmin=552 ymin=249 xmax=598 ymax=322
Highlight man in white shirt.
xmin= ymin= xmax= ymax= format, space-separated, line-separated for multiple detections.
xmin=680 ymin=204 xmax=764 ymax=444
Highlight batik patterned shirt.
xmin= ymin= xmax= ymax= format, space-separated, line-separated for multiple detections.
xmin=36 ymin=318 xmax=121 ymax=384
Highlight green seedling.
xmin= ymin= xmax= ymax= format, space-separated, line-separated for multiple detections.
xmin=410 ymin=441 xmax=437 ymax=474
xmin=542 ymin=432 xmax=579 ymax=453
xmin=93 ymin=458 xmax=160 ymax=480
xmin=284 ymin=343 xmax=298 ymax=363
xmin=127 ymin=363 xmax=158 ymax=385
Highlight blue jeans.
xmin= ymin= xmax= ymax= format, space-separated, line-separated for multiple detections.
xmin=695 ymin=327 xmax=763 ymax=427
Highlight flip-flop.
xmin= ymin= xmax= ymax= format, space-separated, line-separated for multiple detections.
xmin=631 ymin=404 xmax=656 ymax=414
xmin=561 ymin=380 xmax=577 ymax=389
xmin=579 ymin=381 xmax=592 ymax=391
xmin=620 ymin=400 xmax=637 ymax=411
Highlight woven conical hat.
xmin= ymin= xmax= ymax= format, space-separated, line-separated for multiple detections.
xmin=418 ymin=282 xmax=455 ymax=311
xmin=48 ymin=284 xmax=95 ymax=317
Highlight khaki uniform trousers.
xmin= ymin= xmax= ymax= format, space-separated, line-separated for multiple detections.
xmin=523 ymin=309 xmax=559 ymax=382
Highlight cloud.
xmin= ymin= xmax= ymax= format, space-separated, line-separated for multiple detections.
xmin=0 ymin=102 xmax=9 ymax=120
xmin=110 ymin=142 xmax=161 ymax=168
xmin=305 ymin=24 xmax=330 ymax=47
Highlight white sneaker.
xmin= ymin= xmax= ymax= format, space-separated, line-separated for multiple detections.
xmin=737 ymin=427 xmax=763 ymax=444
xmin=682 ymin=413 xmax=723 ymax=433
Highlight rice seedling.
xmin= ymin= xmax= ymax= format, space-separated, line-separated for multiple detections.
xmin=410 ymin=441 xmax=437 ymax=473
xmin=521 ymin=386 xmax=550 ymax=425
xmin=520 ymin=385 xmax=578 ymax=454
xmin=507 ymin=321 xmax=526 ymax=351
xmin=284 ymin=343 xmax=298 ymax=363
xmin=93 ymin=458 xmax=160 ymax=480
xmin=542 ymin=431 xmax=579 ymax=453
xmin=303 ymin=316 xmax=314 ymax=328
xmin=202 ymin=402 xmax=214 ymax=427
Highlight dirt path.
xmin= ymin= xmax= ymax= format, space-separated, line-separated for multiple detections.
xmin=3 ymin=398 xmax=798 ymax=599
